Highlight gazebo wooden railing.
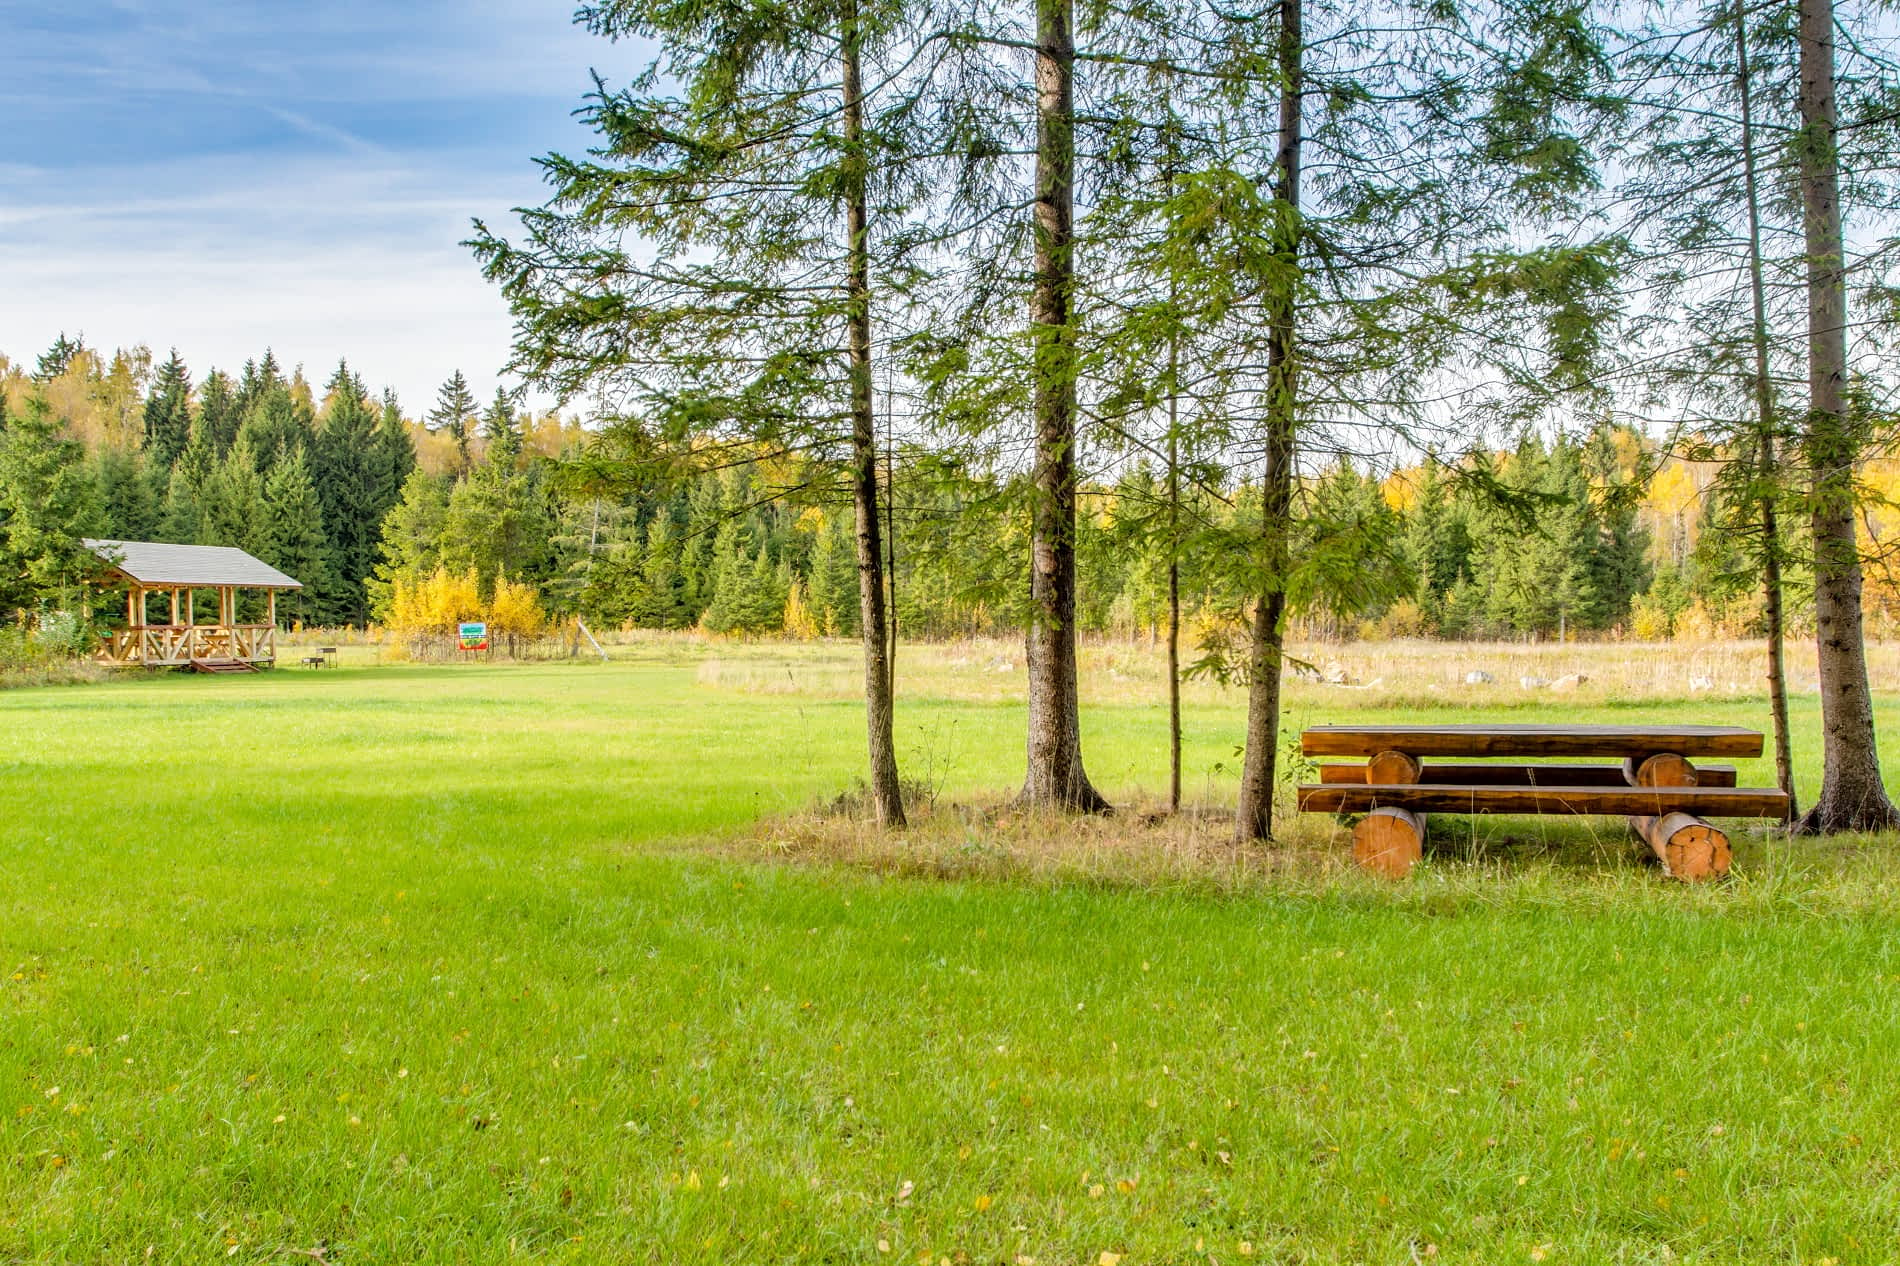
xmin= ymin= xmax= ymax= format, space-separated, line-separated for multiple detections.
xmin=99 ymin=623 xmax=277 ymax=669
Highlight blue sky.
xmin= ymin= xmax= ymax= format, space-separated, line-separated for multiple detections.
xmin=0 ymin=1 xmax=650 ymax=410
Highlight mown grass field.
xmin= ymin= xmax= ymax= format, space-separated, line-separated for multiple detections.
xmin=5 ymin=639 xmax=1900 ymax=1263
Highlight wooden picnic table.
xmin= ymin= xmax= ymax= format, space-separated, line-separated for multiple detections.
xmin=1296 ymin=723 xmax=1789 ymax=882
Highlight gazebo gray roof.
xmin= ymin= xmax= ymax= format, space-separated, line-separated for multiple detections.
xmin=84 ymin=539 xmax=303 ymax=590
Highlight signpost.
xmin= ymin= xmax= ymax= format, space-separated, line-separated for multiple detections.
xmin=457 ymin=621 xmax=489 ymax=653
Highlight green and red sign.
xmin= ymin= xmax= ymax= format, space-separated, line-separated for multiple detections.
xmin=457 ymin=621 xmax=489 ymax=652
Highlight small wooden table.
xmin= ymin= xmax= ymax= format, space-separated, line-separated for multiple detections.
xmin=1297 ymin=724 xmax=1790 ymax=881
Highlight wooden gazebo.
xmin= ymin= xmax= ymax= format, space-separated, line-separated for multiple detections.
xmin=85 ymin=539 xmax=302 ymax=671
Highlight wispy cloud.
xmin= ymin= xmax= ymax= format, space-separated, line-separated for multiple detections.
xmin=263 ymin=108 xmax=392 ymax=159
xmin=0 ymin=0 xmax=649 ymax=408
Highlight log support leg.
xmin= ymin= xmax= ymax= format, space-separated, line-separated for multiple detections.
xmin=1621 ymin=750 xmax=1727 ymax=881
xmin=1354 ymin=807 xmax=1426 ymax=879
xmin=1630 ymin=812 xmax=1731 ymax=882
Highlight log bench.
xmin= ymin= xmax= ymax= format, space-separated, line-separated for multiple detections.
xmin=1296 ymin=724 xmax=1790 ymax=881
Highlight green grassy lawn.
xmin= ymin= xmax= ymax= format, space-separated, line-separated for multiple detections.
xmin=5 ymin=652 xmax=1900 ymax=1262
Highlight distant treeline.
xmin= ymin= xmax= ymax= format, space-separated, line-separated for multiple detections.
xmin=3 ymin=335 xmax=1896 ymax=643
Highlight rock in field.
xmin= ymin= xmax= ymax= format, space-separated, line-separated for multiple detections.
xmin=1549 ymin=673 xmax=1589 ymax=692
xmin=1464 ymin=670 xmax=1494 ymax=685
xmin=1519 ymin=675 xmax=1550 ymax=689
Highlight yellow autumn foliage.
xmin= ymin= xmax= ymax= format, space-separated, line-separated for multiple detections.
xmin=782 ymin=581 xmax=821 ymax=641
xmin=386 ymin=567 xmax=483 ymax=635
xmin=487 ymin=573 xmax=547 ymax=636
xmin=384 ymin=568 xmax=548 ymax=640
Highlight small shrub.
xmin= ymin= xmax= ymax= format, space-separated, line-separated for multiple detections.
xmin=1629 ymin=595 xmax=1674 ymax=641
xmin=35 ymin=609 xmax=95 ymax=657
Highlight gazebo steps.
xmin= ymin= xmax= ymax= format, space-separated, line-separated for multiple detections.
xmin=190 ymin=659 xmax=260 ymax=675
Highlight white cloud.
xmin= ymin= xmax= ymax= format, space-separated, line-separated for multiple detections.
xmin=0 ymin=1 xmax=657 ymax=413
xmin=0 ymin=152 xmax=543 ymax=409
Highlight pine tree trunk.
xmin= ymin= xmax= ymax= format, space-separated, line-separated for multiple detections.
xmin=1736 ymin=1 xmax=1798 ymax=816
xmin=1164 ymin=95 xmax=1184 ymax=816
xmin=1167 ymin=400 xmax=1183 ymax=816
xmin=1793 ymin=0 xmax=1898 ymax=833
xmin=842 ymin=0 xmax=906 ymax=829
xmin=1020 ymin=0 xmax=1108 ymax=812
xmin=1236 ymin=0 xmax=1301 ymax=842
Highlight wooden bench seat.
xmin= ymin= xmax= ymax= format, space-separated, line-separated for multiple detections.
xmin=1298 ymin=782 xmax=1789 ymax=818
xmin=1315 ymin=762 xmax=1739 ymax=788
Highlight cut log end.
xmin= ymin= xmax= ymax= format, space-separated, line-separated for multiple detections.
xmin=1631 ymin=812 xmax=1731 ymax=882
xmin=1354 ymin=807 xmax=1425 ymax=879
xmin=1365 ymin=749 xmax=1423 ymax=785
xmin=1624 ymin=752 xmax=1699 ymax=788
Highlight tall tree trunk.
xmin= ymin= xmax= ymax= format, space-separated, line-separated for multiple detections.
xmin=1236 ymin=0 xmax=1301 ymax=841
xmin=1793 ymin=0 xmax=1898 ymax=833
xmin=1164 ymin=114 xmax=1183 ymax=816
xmin=1736 ymin=1 xmax=1797 ymax=817
xmin=1167 ymin=386 xmax=1183 ymax=815
xmin=1021 ymin=0 xmax=1109 ymax=811
xmin=843 ymin=0 xmax=906 ymax=828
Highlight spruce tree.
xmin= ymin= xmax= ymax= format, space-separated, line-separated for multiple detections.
xmin=370 ymin=470 xmax=451 ymax=620
xmin=160 ymin=432 xmax=216 ymax=544
xmin=233 ymin=384 xmax=313 ymax=472
xmin=141 ymin=350 xmax=193 ymax=468
xmin=195 ymin=370 xmax=240 ymax=456
xmin=261 ymin=449 xmax=334 ymax=626
xmin=471 ymin=0 xmax=924 ymax=825
xmin=91 ymin=447 xmax=162 ymax=541
xmin=34 ymin=333 xmax=86 ymax=382
xmin=376 ymin=389 xmax=418 ymax=507
xmin=636 ymin=514 xmax=689 ymax=629
xmin=311 ymin=362 xmax=383 ymax=624
xmin=481 ymin=389 xmax=520 ymax=466
xmin=437 ymin=438 xmax=551 ymax=591
xmin=426 ymin=371 xmax=477 ymax=475
xmin=234 ymin=350 xmax=285 ymax=426
xmin=206 ymin=435 xmax=269 ymax=555
xmin=0 ymin=394 xmax=104 ymax=610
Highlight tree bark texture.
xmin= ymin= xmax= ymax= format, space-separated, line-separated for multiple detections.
xmin=1021 ymin=0 xmax=1109 ymax=811
xmin=1736 ymin=0 xmax=1797 ymax=817
xmin=843 ymin=0 xmax=906 ymax=828
xmin=1236 ymin=0 xmax=1301 ymax=842
xmin=1793 ymin=0 xmax=1898 ymax=833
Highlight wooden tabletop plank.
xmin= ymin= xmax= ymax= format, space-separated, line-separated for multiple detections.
xmin=1297 ymin=782 xmax=1789 ymax=818
xmin=1300 ymin=724 xmax=1764 ymax=759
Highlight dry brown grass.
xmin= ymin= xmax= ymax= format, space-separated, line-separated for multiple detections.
xmin=681 ymin=632 xmax=1895 ymax=710
xmin=723 ymin=793 xmax=1900 ymax=913
xmin=731 ymin=797 xmax=1359 ymax=892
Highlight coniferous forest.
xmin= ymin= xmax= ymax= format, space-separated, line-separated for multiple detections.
xmin=8 ymin=335 xmax=1896 ymax=648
